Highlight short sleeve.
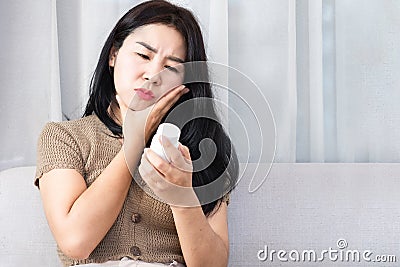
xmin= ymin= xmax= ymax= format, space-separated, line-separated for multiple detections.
xmin=34 ymin=122 xmax=85 ymax=188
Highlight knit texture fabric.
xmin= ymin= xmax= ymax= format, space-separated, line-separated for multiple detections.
xmin=35 ymin=115 xmax=187 ymax=266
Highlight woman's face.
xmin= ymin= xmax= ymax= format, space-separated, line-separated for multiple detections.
xmin=109 ymin=23 xmax=187 ymax=110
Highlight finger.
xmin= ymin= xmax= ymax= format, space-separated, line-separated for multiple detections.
xmin=157 ymin=87 xmax=189 ymax=116
xmin=178 ymin=143 xmax=191 ymax=161
xmin=177 ymin=143 xmax=193 ymax=173
xmin=150 ymin=85 xmax=188 ymax=119
xmin=159 ymin=136 xmax=188 ymax=168
xmin=168 ymin=85 xmax=189 ymax=100
xmin=146 ymin=147 xmax=173 ymax=175
xmin=155 ymin=85 xmax=184 ymax=108
xmin=139 ymin=150 xmax=167 ymax=189
xmin=159 ymin=84 xmax=186 ymax=100
xmin=156 ymin=85 xmax=187 ymax=110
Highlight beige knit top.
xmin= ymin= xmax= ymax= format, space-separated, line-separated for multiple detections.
xmin=34 ymin=115 xmax=229 ymax=266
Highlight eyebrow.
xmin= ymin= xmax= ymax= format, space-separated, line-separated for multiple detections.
xmin=136 ymin=41 xmax=185 ymax=63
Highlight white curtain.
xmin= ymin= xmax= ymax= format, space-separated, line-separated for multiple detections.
xmin=294 ymin=0 xmax=400 ymax=162
xmin=1 ymin=0 xmax=400 ymax=171
xmin=230 ymin=0 xmax=400 ymax=163
xmin=0 ymin=0 xmax=61 ymax=170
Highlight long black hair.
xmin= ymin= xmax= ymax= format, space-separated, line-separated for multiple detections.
xmin=84 ymin=0 xmax=238 ymax=216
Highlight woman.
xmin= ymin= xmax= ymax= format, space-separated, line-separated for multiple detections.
xmin=35 ymin=1 xmax=238 ymax=266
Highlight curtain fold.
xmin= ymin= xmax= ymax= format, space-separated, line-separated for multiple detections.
xmin=295 ymin=0 xmax=324 ymax=162
xmin=208 ymin=0 xmax=229 ymax=129
xmin=0 ymin=0 xmax=62 ymax=170
xmin=287 ymin=0 xmax=298 ymax=163
xmin=51 ymin=0 xmax=62 ymax=122
xmin=334 ymin=0 xmax=400 ymax=162
xmin=228 ymin=0 xmax=294 ymax=163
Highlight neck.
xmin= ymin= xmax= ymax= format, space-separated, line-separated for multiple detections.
xmin=107 ymin=101 xmax=123 ymax=126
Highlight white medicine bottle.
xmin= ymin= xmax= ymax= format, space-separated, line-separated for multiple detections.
xmin=150 ymin=123 xmax=181 ymax=162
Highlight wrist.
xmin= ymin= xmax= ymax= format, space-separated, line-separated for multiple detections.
xmin=168 ymin=188 xmax=201 ymax=210
xmin=170 ymin=202 xmax=203 ymax=218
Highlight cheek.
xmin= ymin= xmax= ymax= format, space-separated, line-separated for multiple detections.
xmin=113 ymin=57 xmax=142 ymax=94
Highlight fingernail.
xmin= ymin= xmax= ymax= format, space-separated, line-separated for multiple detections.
xmin=183 ymin=88 xmax=190 ymax=94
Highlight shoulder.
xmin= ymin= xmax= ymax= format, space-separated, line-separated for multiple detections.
xmin=37 ymin=115 xmax=107 ymax=165
xmin=40 ymin=115 xmax=102 ymax=134
xmin=35 ymin=115 xmax=107 ymax=186
xmin=39 ymin=115 xmax=105 ymax=143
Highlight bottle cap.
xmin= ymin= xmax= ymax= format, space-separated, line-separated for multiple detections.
xmin=156 ymin=123 xmax=181 ymax=147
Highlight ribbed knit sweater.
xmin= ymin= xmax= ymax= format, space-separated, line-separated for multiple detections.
xmin=34 ymin=115 xmax=189 ymax=266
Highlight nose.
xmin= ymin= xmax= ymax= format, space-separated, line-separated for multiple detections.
xmin=144 ymin=74 xmax=161 ymax=86
xmin=143 ymin=62 xmax=162 ymax=86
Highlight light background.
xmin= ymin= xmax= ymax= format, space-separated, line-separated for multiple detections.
xmin=1 ymin=0 xmax=400 ymax=170
xmin=0 ymin=1 xmax=400 ymax=266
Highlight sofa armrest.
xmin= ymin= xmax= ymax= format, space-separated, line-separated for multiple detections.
xmin=0 ymin=166 xmax=60 ymax=267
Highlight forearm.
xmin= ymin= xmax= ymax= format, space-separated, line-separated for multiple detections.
xmin=59 ymin=142 xmax=143 ymax=258
xmin=64 ymin=150 xmax=132 ymax=254
xmin=170 ymin=206 xmax=229 ymax=267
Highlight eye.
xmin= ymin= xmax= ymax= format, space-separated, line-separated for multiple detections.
xmin=136 ymin=53 xmax=150 ymax=60
xmin=165 ymin=65 xmax=178 ymax=73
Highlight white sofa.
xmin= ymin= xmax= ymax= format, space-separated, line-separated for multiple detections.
xmin=0 ymin=166 xmax=60 ymax=266
xmin=1 ymin=164 xmax=399 ymax=266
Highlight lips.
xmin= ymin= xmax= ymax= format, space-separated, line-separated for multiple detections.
xmin=134 ymin=88 xmax=155 ymax=100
